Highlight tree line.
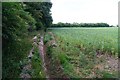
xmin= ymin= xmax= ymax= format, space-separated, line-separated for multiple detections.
xmin=51 ymin=22 xmax=115 ymax=27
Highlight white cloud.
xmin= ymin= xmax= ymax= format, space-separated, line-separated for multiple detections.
xmin=51 ymin=0 xmax=119 ymax=25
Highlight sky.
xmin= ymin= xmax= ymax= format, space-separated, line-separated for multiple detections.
xmin=51 ymin=0 xmax=119 ymax=26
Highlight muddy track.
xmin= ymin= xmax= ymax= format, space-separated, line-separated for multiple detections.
xmin=38 ymin=35 xmax=50 ymax=79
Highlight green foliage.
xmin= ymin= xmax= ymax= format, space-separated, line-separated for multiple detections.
xmin=2 ymin=2 xmax=36 ymax=42
xmin=36 ymin=22 xmax=44 ymax=30
xmin=58 ymin=53 xmax=68 ymax=64
xmin=2 ymin=3 xmax=35 ymax=77
xmin=44 ymin=33 xmax=52 ymax=44
xmin=102 ymin=71 xmax=117 ymax=78
xmin=2 ymin=2 xmax=53 ymax=78
xmin=45 ymin=46 xmax=52 ymax=59
xmin=39 ymin=2 xmax=53 ymax=28
xmin=102 ymin=73 xmax=114 ymax=78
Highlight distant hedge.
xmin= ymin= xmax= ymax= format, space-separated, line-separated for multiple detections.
xmin=51 ymin=22 xmax=112 ymax=27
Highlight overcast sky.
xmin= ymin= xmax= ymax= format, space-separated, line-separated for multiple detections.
xmin=51 ymin=0 xmax=119 ymax=26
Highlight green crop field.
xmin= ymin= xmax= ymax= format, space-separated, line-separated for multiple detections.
xmin=46 ymin=27 xmax=118 ymax=78
xmin=50 ymin=27 xmax=118 ymax=55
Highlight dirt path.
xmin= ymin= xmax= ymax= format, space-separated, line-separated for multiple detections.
xmin=38 ymin=35 xmax=50 ymax=79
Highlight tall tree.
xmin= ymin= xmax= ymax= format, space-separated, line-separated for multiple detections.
xmin=24 ymin=2 xmax=53 ymax=31
xmin=2 ymin=2 xmax=36 ymax=44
